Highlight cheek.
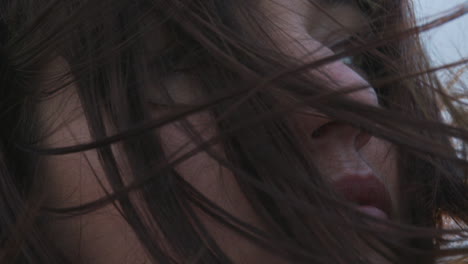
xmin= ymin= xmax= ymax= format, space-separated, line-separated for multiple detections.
xmin=156 ymin=111 xmax=250 ymax=219
xmin=156 ymin=112 xmax=291 ymax=263
xmin=158 ymin=111 xmax=233 ymax=202
xmin=37 ymin=94 xmax=151 ymax=263
xmin=148 ymin=73 xmax=244 ymax=207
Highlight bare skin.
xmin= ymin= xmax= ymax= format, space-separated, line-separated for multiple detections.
xmin=38 ymin=0 xmax=398 ymax=263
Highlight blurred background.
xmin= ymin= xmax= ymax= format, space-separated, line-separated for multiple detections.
xmin=414 ymin=0 xmax=467 ymax=90
xmin=414 ymin=2 xmax=467 ymax=248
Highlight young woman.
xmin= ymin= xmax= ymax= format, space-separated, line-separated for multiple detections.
xmin=1 ymin=0 xmax=467 ymax=263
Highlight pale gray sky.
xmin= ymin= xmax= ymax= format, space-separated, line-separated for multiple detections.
xmin=414 ymin=0 xmax=467 ymax=87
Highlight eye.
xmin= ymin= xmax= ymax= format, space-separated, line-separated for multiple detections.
xmin=327 ymin=36 xmax=370 ymax=79
xmin=146 ymin=43 xmax=207 ymax=109
xmin=341 ymin=56 xmax=354 ymax=65
xmin=340 ymin=54 xmax=369 ymax=80
xmin=149 ymin=39 xmax=205 ymax=74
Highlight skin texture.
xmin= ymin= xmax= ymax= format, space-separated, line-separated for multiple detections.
xmin=38 ymin=0 xmax=398 ymax=263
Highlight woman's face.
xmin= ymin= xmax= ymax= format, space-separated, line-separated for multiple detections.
xmin=38 ymin=0 xmax=399 ymax=263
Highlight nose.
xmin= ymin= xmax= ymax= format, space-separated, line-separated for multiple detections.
xmin=303 ymin=116 xmax=375 ymax=181
xmin=259 ymin=0 xmax=379 ymax=103
xmin=260 ymin=0 xmax=380 ymax=179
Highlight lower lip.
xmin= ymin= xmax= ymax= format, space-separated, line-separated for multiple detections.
xmin=358 ymin=206 xmax=389 ymax=219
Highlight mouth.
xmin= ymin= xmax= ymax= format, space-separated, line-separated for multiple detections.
xmin=332 ymin=175 xmax=393 ymax=219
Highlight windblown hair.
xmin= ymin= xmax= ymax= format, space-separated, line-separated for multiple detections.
xmin=0 ymin=0 xmax=468 ymax=263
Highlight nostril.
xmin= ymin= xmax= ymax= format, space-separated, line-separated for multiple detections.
xmin=310 ymin=121 xmax=338 ymax=139
xmin=310 ymin=125 xmax=324 ymax=139
xmin=310 ymin=121 xmax=371 ymax=149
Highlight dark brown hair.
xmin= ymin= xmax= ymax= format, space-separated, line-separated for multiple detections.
xmin=1 ymin=0 xmax=468 ymax=263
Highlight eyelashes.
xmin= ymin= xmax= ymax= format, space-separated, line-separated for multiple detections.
xmin=327 ymin=35 xmax=371 ymax=80
xmin=341 ymin=55 xmax=370 ymax=80
xmin=149 ymin=38 xmax=206 ymax=74
xmin=146 ymin=42 xmax=208 ymax=108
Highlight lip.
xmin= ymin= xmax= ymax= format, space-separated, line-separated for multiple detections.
xmin=332 ymin=175 xmax=393 ymax=219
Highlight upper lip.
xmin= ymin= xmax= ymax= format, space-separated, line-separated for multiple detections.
xmin=332 ymin=175 xmax=393 ymax=218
